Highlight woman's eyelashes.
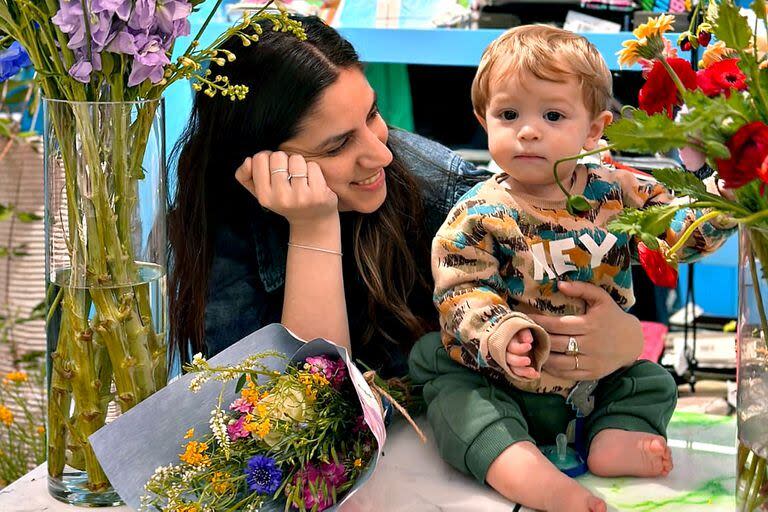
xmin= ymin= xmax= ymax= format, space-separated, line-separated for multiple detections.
xmin=323 ymin=104 xmax=380 ymax=157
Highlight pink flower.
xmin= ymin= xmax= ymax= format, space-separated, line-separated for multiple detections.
xmin=227 ymin=416 xmax=249 ymax=441
xmin=305 ymin=356 xmax=347 ymax=389
xmin=291 ymin=461 xmax=349 ymax=511
xmin=229 ymin=398 xmax=253 ymax=414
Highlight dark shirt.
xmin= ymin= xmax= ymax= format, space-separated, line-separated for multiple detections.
xmin=204 ymin=129 xmax=490 ymax=377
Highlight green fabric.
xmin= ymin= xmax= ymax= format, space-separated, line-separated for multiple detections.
xmin=409 ymin=332 xmax=678 ymax=483
xmin=365 ymin=63 xmax=414 ymax=132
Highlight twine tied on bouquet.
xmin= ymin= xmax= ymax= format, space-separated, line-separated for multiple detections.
xmin=363 ymin=371 xmax=427 ymax=444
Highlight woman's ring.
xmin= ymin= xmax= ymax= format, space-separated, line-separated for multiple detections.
xmin=288 ymin=173 xmax=308 ymax=181
xmin=270 ymin=168 xmax=289 ymax=175
xmin=573 ymin=354 xmax=580 ymax=371
xmin=566 ymin=336 xmax=579 ymax=356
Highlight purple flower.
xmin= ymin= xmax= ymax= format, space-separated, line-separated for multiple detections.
xmin=107 ymin=30 xmax=138 ymax=55
xmin=69 ymin=59 xmax=93 ymax=83
xmin=51 ymin=0 xmax=86 ymax=50
xmin=0 ymin=42 xmax=32 ymax=82
xmin=128 ymin=0 xmax=156 ymax=31
xmin=127 ymin=34 xmax=170 ymax=87
xmin=155 ymin=0 xmax=192 ymax=35
xmin=245 ymin=455 xmax=282 ymax=494
xmin=91 ymin=0 xmax=131 ymax=21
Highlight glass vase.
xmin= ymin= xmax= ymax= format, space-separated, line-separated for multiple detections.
xmin=43 ymin=98 xmax=168 ymax=506
xmin=737 ymin=225 xmax=768 ymax=512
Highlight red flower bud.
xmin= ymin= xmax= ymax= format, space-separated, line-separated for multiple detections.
xmin=697 ymin=31 xmax=711 ymax=47
xmin=680 ymin=39 xmax=692 ymax=52
xmin=638 ymin=242 xmax=678 ymax=289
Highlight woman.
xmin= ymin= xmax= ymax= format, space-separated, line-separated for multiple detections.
xmin=169 ymin=15 xmax=645 ymax=407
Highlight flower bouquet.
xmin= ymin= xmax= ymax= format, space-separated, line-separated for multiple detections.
xmin=550 ymin=3 xmax=768 ymax=510
xmin=141 ymin=352 xmax=382 ymax=511
xmin=88 ymin=324 xmax=412 ymax=511
xmin=1 ymin=0 xmax=303 ymax=503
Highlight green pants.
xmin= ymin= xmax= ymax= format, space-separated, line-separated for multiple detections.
xmin=409 ymin=332 xmax=678 ymax=483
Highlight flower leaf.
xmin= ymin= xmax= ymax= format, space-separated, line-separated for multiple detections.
xmin=652 ymin=168 xmax=708 ymax=197
xmin=567 ymin=195 xmax=591 ymax=214
xmin=713 ymin=1 xmax=752 ymax=50
xmin=0 ymin=203 xmax=14 ymax=221
xmin=608 ymin=204 xmax=681 ymax=241
xmin=753 ymin=0 xmax=767 ymax=21
xmin=605 ymin=110 xmax=688 ymax=154
xmin=15 ymin=211 xmax=42 ymax=222
xmin=235 ymin=373 xmax=247 ymax=394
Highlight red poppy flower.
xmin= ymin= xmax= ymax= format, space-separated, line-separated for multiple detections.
xmin=696 ymin=59 xmax=747 ymax=97
xmin=638 ymin=58 xmax=697 ymax=118
xmin=638 ymin=242 xmax=678 ymax=289
xmin=715 ymin=121 xmax=768 ymax=188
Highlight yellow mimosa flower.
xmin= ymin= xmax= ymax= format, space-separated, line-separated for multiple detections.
xmin=0 ymin=405 xmax=13 ymax=426
xmin=3 ymin=371 xmax=28 ymax=384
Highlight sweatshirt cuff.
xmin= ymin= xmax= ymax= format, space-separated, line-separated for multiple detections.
xmin=485 ymin=314 xmax=550 ymax=382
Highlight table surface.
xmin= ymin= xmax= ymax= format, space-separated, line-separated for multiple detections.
xmin=0 ymin=411 xmax=737 ymax=512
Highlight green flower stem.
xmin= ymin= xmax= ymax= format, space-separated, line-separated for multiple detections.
xmin=552 ymin=143 xmax=616 ymax=199
xmin=659 ymin=56 xmax=688 ymax=99
xmin=666 ymin=210 xmax=721 ymax=257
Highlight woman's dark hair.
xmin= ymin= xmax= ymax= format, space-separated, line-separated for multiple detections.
xmin=169 ymin=15 xmax=431 ymax=363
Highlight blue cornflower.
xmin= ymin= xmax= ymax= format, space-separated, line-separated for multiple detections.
xmin=0 ymin=42 xmax=32 ymax=82
xmin=245 ymin=455 xmax=282 ymax=495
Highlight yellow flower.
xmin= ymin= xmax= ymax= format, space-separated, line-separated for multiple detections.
xmin=210 ymin=471 xmax=233 ymax=494
xmin=255 ymin=403 xmax=268 ymax=417
xmin=633 ymin=14 xmax=675 ymax=40
xmin=245 ymin=418 xmax=271 ymax=439
xmin=0 ymin=405 xmax=13 ymax=426
xmin=353 ymin=458 xmax=362 ymax=468
xmin=37 ymin=426 xmax=45 ymax=435
xmin=617 ymin=39 xmax=643 ymax=68
xmin=173 ymin=505 xmax=200 ymax=512
xmin=184 ymin=428 xmax=195 ymax=439
xmin=3 ymin=371 xmax=27 ymax=385
xmin=700 ymin=41 xmax=735 ymax=69
xmin=179 ymin=441 xmax=210 ymax=466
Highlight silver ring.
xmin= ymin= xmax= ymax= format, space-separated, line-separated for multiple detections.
xmin=288 ymin=173 xmax=308 ymax=180
xmin=573 ymin=354 xmax=579 ymax=371
xmin=566 ymin=336 xmax=579 ymax=356
xmin=270 ymin=168 xmax=289 ymax=175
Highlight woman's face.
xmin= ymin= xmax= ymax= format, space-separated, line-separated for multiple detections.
xmin=279 ymin=68 xmax=392 ymax=213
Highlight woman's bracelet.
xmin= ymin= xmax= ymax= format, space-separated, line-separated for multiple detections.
xmin=287 ymin=242 xmax=343 ymax=256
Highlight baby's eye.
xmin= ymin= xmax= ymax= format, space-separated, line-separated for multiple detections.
xmin=502 ymin=110 xmax=518 ymax=121
xmin=545 ymin=111 xmax=564 ymax=121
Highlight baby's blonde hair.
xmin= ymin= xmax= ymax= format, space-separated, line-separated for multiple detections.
xmin=472 ymin=25 xmax=612 ymax=119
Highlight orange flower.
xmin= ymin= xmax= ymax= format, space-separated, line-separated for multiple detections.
xmin=353 ymin=458 xmax=363 ymax=468
xmin=37 ymin=426 xmax=45 ymax=435
xmin=184 ymin=428 xmax=195 ymax=439
xmin=211 ymin=471 xmax=233 ymax=494
xmin=3 ymin=371 xmax=27 ymax=385
xmin=633 ymin=14 xmax=675 ymax=40
xmin=179 ymin=441 xmax=210 ymax=466
xmin=0 ymin=405 xmax=13 ymax=426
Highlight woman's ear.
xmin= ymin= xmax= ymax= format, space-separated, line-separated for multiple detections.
xmin=584 ymin=110 xmax=613 ymax=150
xmin=474 ymin=110 xmax=488 ymax=131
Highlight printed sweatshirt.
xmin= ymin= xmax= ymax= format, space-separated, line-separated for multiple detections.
xmin=432 ymin=163 xmax=735 ymax=394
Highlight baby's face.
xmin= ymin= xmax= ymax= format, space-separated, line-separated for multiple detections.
xmin=480 ymin=70 xmax=610 ymax=195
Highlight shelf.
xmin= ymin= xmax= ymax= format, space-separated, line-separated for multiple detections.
xmin=178 ymin=22 xmax=675 ymax=71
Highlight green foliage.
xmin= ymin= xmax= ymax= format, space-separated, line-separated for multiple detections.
xmin=714 ymin=0 xmax=753 ymax=50
xmin=608 ymin=204 xmax=683 ymax=249
xmin=604 ymin=109 xmax=688 ymax=154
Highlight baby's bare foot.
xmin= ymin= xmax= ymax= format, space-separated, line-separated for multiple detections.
xmin=587 ymin=429 xmax=673 ymax=478
xmin=545 ymin=479 xmax=607 ymax=512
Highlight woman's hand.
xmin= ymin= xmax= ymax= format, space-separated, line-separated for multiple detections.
xmin=235 ymin=150 xmax=338 ymax=227
xmin=528 ymin=281 xmax=644 ymax=381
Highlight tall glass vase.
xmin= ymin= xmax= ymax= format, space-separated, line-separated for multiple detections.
xmin=737 ymin=225 xmax=768 ymax=512
xmin=43 ymin=98 xmax=168 ymax=506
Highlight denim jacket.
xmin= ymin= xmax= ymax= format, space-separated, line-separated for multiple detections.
xmin=205 ymin=129 xmax=489 ymax=376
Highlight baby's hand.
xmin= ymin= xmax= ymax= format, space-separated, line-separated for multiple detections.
xmin=506 ymin=328 xmax=540 ymax=379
